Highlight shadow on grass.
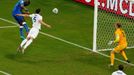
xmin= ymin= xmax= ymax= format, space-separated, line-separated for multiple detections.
xmin=5 ymin=53 xmax=67 ymax=65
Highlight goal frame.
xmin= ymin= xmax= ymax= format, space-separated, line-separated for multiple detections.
xmin=93 ymin=0 xmax=134 ymax=52
xmin=93 ymin=0 xmax=98 ymax=52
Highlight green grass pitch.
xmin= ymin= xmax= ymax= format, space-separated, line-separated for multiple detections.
xmin=0 ymin=0 xmax=134 ymax=75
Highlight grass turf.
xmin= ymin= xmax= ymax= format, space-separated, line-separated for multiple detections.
xmin=0 ymin=0 xmax=134 ymax=75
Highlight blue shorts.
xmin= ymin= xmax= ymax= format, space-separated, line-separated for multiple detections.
xmin=12 ymin=11 xmax=24 ymax=26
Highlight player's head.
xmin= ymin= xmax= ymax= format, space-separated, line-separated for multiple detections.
xmin=35 ymin=8 xmax=41 ymax=14
xmin=115 ymin=22 xmax=122 ymax=29
xmin=24 ymin=0 xmax=30 ymax=6
xmin=118 ymin=65 xmax=124 ymax=71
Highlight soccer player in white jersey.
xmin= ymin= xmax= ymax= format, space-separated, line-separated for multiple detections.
xmin=112 ymin=65 xmax=126 ymax=75
xmin=17 ymin=8 xmax=51 ymax=54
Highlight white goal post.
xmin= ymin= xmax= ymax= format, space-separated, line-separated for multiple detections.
xmin=93 ymin=0 xmax=98 ymax=52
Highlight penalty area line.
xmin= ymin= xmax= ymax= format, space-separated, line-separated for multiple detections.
xmin=0 ymin=71 xmax=11 ymax=75
xmin=0 ymin=17 xmax=134 ymax=67
xmin=0 ymin=26 xmax=18 ymax=29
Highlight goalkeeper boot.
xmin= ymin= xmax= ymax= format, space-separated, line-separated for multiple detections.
xmin=108 ymin=64 xmax=114 ymax=68
xmin=126 ymin=60 xmax=130 ymax=63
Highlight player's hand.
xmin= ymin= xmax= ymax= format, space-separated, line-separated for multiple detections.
xmin=16 ymin=14 xmax=20 ymax=16
xmin=16 ymin=14 xmax=19 ymax=16
xmin=108 ymin=41 xmax=114 ymax=45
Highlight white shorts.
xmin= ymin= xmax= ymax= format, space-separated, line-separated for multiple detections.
xmin=27 ymin=27 xmax=39 ymax=39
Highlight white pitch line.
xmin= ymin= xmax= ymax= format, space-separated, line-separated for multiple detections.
xmin=40 ymin=32 xmax=134 ymax=66
xmin=0 ymin=26 xmax=18 ymax=29
xmin=39 ymin=32 xmax=92 ymax=51
xmin=0 ymin=17 xmax=134 ymax=67
xmin=98 ymin=46 xmax=134 ymax=52
xmin=0 ymin=71 xmax=11 ymax=75
xmin=0 ymin=18 xmax=18 ymax=25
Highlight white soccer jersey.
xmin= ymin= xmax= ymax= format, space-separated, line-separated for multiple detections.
xmin=29 ymin=14 xmax=43 ymax=30
xmin=112 ymin=70 xmax=126 ymax=75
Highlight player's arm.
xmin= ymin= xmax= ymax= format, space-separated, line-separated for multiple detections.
xmin=16 ymin=14 xmax=29 ymax=17
xmin=39 ymin=20 xmax=51 ymax=28
xmin=108 ymin=33 xmax=119 ymax=45
xmin=20 ymin=1 xmax=29 ymax=13
xmin=113 ymin=34 xmax=120 ymax=43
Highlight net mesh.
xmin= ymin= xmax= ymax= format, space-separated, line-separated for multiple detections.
xmin=96 ymin=9 xmax=134 ymax=51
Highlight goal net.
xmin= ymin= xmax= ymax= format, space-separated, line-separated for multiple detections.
xmin=93 ymin=0 xmax=134 ymax=51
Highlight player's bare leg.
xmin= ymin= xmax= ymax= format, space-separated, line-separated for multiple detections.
xmin=17 ymin=38 xmax=28 ymax=52
xmin=22 ymin=37 xmax=33 ymax=54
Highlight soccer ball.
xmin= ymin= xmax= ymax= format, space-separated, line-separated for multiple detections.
xmin=52 ymin=8 xmax=58 ymax=14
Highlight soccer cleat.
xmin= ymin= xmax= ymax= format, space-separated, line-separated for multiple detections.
xmin=21 ymin=48 xmax=25 ymax=54
xmin=126 ymin=60 xmax=130 ymax=63
xmin=17 ymin=46 xmax=22 ymax=52
xmin=108 ymin=64 xmax=114 ymax=68
xmin=108 ymin=41 xmax=113 ymax=45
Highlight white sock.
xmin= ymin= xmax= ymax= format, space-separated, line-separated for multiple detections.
xmin=20 ymin=39 xmax=27 ymax=47
xmin=23 ymin=39 xmax=33 ymax=49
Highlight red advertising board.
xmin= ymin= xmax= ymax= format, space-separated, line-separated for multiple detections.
xmin=98 ymin=0 xmax=134 ymax=18
xmin=75 ymin=0 xmax=94 ymax=6
xmin=75 ymin=0 xmax=134 ymax=18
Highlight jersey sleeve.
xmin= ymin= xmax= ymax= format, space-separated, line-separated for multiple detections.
xmin=115 ymin=30 xmax=118 ymax=35
xmin=111 ymin=72 xmax=116 ymax=75
xmin=29 ymin=14 xmax=34 ymax=18
xmin=115 ymin=30 xmax=120 ymax=37
xmin=114 ymin=30 xmax=120 ymax=43
xmin=39 ymin=16 xmax=43 ymax=21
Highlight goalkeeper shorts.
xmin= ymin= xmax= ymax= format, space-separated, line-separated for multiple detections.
xmin=113 ymin=44 xmax=127 ymax=53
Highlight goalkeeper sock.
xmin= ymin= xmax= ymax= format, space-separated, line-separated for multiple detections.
xmin=121 ymin=50 xmax=128 ymax=61
xmin=23 ymin=39 xmax=33 ymax=50
xmin=20 ymin=39 xmax=27 ymax=47
xmin=110 ymin=52 xmax=115 ymax=65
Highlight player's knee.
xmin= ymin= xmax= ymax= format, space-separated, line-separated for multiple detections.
xmin=27 ymin=37 xmax=34 ymax=40
xmin=120 ymin=50 xmax=124 ymax=53
xmin=27 ymin=37 xmax=31 ymax=40
xmin=111 ymin=50 xmax=115 ymax=54
xmin=20 ymin=26 xmax=24 ymax=28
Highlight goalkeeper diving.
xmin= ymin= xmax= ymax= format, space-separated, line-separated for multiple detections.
xmin=108 ymin=22 xmax=130 ymax=66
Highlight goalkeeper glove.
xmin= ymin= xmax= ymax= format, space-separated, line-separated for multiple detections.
xmin=108 ymin=41 xmax=114 ymax=45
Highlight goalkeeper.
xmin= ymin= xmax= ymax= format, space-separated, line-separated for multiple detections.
xmin=108 ymin=22 xmax=130 ymax=66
